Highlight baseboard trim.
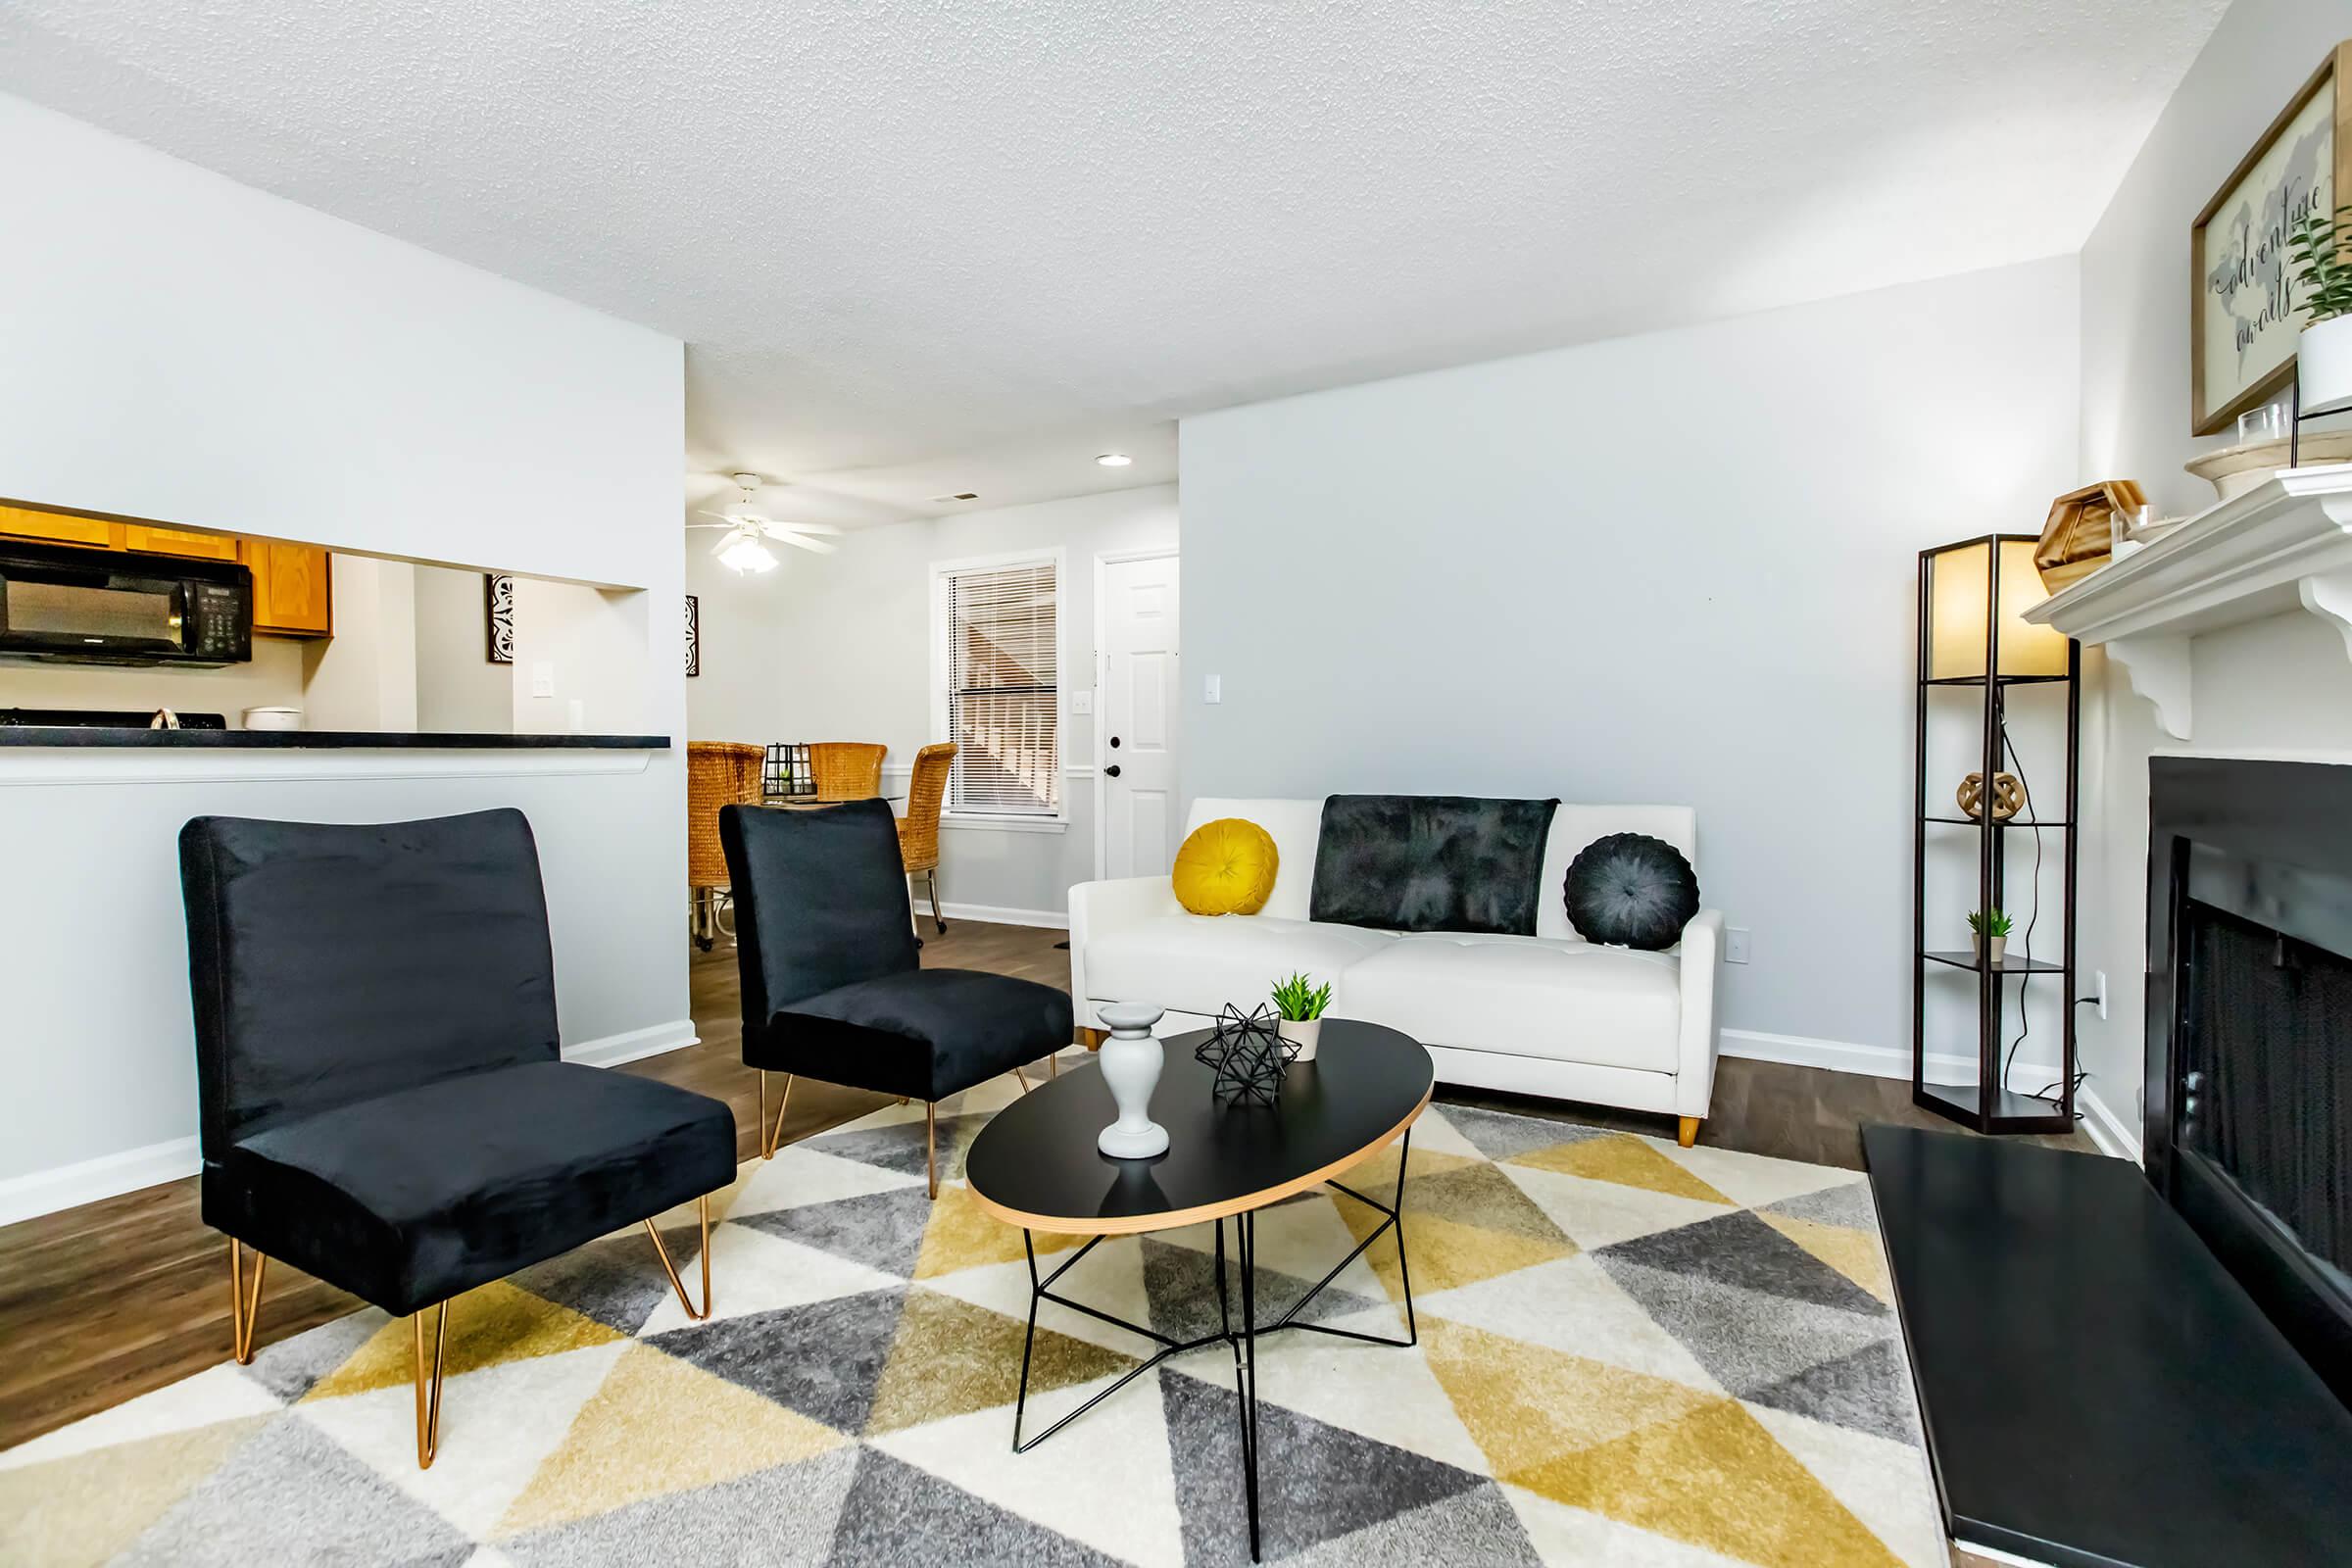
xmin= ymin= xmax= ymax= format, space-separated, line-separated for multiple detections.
xmin=939 ymin=902 xmax=1070 ymax=931
xmin=1720 ymin=1028 xmax=2058 ymax=1092
xmin=563 ymin=1018 xmax=700 ymax=1069
xmin=2077 ymin=1084 xmax=2143 ymax=1163
xmin=0 ymin=1019 xmax=704 ymax=1226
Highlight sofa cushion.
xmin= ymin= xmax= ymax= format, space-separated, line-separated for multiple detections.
xmin=1309 ymin=795 xmax=1560 ymax=936
xmin=753 ymin=968 xmax=1074 ymax=1101
xmin=1184 ymin=798 xmax=1327 ymax=920
xmin=1330 ymin=933 xmax=1682 ymax=1072
xmin=1534 ymin=806 xmax=1698 ymax=941
xmin=1085 ymin=913 xmax=1396 ymax=1018
xmin=1565 ymin=833 xmax=1700 ymax=950
xmin=1172 ymin=817 xmax=1280 ymax=915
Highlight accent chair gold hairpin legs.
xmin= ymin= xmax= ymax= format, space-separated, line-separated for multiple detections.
xmin=926 ymin=1101 xmax=939 ymax=1199
xmin=227 ymin=1239 xmax=268 ymax=1364
xmin=414 ymin=1300 xmax=448 ymax=1469
xmin=758 ymin=1070 xmax=796 ymax=1159
xmin=1013 ymin=1063 xmax=1031 ymax=1093
xmin=643 ymin=1194 xmax=713 ymax=1321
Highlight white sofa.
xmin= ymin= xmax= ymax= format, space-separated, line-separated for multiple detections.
xmin=1067 ymin=797 xmax=1723 ymax=1142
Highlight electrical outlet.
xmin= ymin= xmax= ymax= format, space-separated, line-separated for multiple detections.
xmin=1724 ymin=927 xmax=1751 ymax=964
xmin=2096 ymin=970 xmax=2109 ymax=1019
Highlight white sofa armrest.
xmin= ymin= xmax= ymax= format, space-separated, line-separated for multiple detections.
xmin=1675 ymin=907 xmax=1724 ymax=1118
xmin=1068 ymin=875 xmax=1181 ymax=1030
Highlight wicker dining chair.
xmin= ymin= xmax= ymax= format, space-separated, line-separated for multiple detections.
xmin=899 ymin=742 xmax=956 ymax=935
xmin=808 ymin=741 xmax=887 ymax=803
xmin=686 ymin=741 xmax=765 ymax=950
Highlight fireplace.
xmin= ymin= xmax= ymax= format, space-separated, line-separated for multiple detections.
xmin=2148 ymin=757 xmax=2352 ymax=1404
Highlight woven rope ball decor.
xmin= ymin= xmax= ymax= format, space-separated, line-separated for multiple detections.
xmin=1955 ymin=771 xmax=2026 ymax=822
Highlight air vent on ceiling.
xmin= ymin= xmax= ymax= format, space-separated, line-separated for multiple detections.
xmin=931 ymin=492 xmax=980 ymax=503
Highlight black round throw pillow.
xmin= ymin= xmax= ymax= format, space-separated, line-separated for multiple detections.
xmin=1565 ymin=833 xmax=1699 ymax=950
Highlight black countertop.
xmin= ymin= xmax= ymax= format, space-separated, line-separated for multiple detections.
xmin=0 ymin=727 xmax=669 ymax=750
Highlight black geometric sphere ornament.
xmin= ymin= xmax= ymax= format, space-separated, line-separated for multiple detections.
xmin=1197 ymin=1002 xmax=1295 ymax=1104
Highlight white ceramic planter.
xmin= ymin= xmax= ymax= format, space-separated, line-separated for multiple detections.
xmin=1277 ymin=1016 xmax=1322 ymax=1062
xmin=1095 ymin=1003 xmax=1169 ymax=1158
xmin=1973 ymin=934 xmax=2007 ymax=967
xmin=2302 ymin=316 xmax=2352 ymax=419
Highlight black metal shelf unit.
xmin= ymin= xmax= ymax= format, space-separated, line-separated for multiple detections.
xmin=1911 ymin=534 xmax=2081 ymax=1136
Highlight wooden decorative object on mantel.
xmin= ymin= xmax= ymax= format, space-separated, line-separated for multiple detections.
xmin=2035 ymin=479 xmax=2147 ymax=592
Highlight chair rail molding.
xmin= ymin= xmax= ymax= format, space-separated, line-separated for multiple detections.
xmin=2025 ymin=469 xmax=2352 ymax=740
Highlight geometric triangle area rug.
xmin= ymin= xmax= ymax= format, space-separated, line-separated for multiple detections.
xmin=0 ymin=1081 xmax=1945 ymax=1566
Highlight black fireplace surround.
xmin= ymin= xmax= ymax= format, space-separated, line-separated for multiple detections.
xmin=2148 ymin=757 xmax=2352 ymax=1405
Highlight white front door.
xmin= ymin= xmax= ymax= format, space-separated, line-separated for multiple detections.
xmin=1100 ymin=553 xmax=1180 ymax=879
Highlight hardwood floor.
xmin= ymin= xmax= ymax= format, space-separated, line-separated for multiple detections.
xmin=0 ymin=917 xmax=2089 ymax=1450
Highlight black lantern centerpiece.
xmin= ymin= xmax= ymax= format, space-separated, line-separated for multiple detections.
xmin=1196 ymin=1003 xmax=1297 ymax=1105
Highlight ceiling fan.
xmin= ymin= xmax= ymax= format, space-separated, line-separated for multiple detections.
xmin=688 ymin=473 xmax=843 ymax=573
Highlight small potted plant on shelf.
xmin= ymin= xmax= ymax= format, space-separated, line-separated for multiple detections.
xmin=1270 ymin=972 xmax=1334 ymax=1062
xmin=2291 ymin=201 xmax=2352 ymax=419
xmin=1968 ymin=907 xmax=2013 ymax=967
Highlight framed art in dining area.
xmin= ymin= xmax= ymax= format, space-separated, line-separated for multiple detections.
xmin=2190 ymin=41 xmax=2352 ymax=436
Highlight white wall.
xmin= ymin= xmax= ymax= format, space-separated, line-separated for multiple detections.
xmin=1179 ymin=259 xmax=2082 ymax=1062
xmin=687 ymin=485 xmax=1179 ymax=919
xmin=301 ymin=554 xmax=418 ymax=730
xmin=2073 ymin=0 xmax=2352 ymax=1157
xmin=414 ymin=564 xmax=515 ymax=732
xmin=0 ymin=95 xmax=687 ymax=1213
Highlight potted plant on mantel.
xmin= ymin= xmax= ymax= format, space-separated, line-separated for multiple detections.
xmin=2293 ymin=201 xmax=2352 ymax=420
xmin=1968 ymin=908 xmax=2013 ymax=967
xmin=1270 ymin=972 xmax=1333 ymax=1062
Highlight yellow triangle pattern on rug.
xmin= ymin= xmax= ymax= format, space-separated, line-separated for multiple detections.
xmin=1761 ymin=1211 xmax=1893 ymax=1305
xmin=912 ymin=1181 xmax=1088 ymax=1280
xmin=306 ymin=1281 xmax=625 ymax=1401
xmin=1508 ymin=1134 xmax=1735 ymax=1205
xmin=865 ymin=1287 xmax=1139 ymax=1435
xmin=496 ymin=1343 xmax=845 ymax=1536
xmin=0 ymin=1412 xmax=270 ymax=1568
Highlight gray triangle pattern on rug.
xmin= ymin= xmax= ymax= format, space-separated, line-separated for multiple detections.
xmin=1744 ymin=1337 xmax=1921 ymax=1446
xmin=736 ymin=1186 xmax=936 ymax=1277
xmin=508 ymin=1226 xmax=692 ymax=1335
xmin=1280 ymin=1482 xmax=1544 ymax=1568
xmin=1595 ymin=1208 xmax=1887 ymax=1317
xmin=822 ymin=1446 xmax=1124 ymax=1567
xmin=1160 ymin=1365 xmax=1491 ymax=1565
xmin=117 ymin=1416 xmax=470 ymax=1568
xmin=1438 ymin=1102 xmax=1618 ymax=1162
xmin=1142 ymin=1236 xmax=1387 ymax=1344
xmin=649 ymin=1287 xmax=909 ymax=1435
xmin=1592 ymin=1254 xmax=1895 ymax=1396
xmin=501 ymin=1444 xmax=862 ymax=1568
xmin=806 ymin=1114 xmax=990 ymax=1180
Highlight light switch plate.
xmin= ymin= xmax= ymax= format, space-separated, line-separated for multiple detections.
xmin=1204 ymin=674 xmax=1222 ymax=705
xmin=1724 ymin=927 xmax=1751 ymax=964
xmin=1070 ymin=691 xmax=1094 ymax=716
xmin=530 ymin=662 xmax=555 ymax=699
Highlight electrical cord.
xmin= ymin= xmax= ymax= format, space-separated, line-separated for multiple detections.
xmin=1996 ymin=710 xmax=2043 ymax=1101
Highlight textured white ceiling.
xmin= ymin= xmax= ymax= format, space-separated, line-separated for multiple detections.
xmin=5 ymin=1 xmax=2224 ymax=523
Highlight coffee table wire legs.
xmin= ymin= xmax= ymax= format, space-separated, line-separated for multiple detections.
xmin=1006 ymin=1130 xmax=1417 ymax=1562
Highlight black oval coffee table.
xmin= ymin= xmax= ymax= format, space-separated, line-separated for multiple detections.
xmin=965 ymin=1018 xmax=1433 ymax=1562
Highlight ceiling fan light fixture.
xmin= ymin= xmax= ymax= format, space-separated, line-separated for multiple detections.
xmin=717 ymin=531 xmax=779 ymax=574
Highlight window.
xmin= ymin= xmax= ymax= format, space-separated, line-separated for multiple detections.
xmin=937 ymin=554 xmax=1060 ymax=818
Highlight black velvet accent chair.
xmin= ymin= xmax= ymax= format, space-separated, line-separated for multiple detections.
xmin=720 ymin=798 xmax=1075 ymax=1196
xmin=179 ymin=808 xmax=736 ymax=1468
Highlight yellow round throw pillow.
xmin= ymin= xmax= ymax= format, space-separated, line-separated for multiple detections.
xmin=1172 ymin=818 xmax=1279 ymax=916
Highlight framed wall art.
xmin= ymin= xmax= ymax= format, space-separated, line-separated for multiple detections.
xmin=2190 ymin=41 xmax=2352 ymax=436
xmin=484 ymin=572 xmax=515 ymax=664
xmin=685 ymin=593 xmax=701 ymax=677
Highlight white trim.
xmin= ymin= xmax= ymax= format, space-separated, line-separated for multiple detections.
xmin=940 ymin=901 xmax=1070 ymax=930
xmin=2078 ymin=1084 xmax=2144 ymax=1162
xmin=561 ymin=1017 xmax=700 ymax=1068
xmin=930 ymin=545 xmax=1069 ymax=826
xmin=943 ymin=811 xmax=1068 ymax=834
xmin=1092 ymin=544 xmax=1182 ymax=882
xmin=0 ymin=1017 xmax=702 ymax=1225
xmin=1720 ymin=1027 xmax=2059 ymax=1092
xmin=0 ymin=1135 xmax=201 ymax=1227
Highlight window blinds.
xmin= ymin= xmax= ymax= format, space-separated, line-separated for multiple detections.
xmin=943 ymin=560 xmax=1058 ymax=815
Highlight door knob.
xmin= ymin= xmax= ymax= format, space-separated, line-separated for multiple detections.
xmin=1104 ymin=764 xmax=1122 ymax=778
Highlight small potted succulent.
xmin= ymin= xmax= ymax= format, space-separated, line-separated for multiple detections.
xmin=1270 ymin=972 xmax=1334 ymax=1061
xmin=1968 ymin=907 xmax=2013 ymax=967
xmin=2291 ymin=201 xmax=2352 ymax=419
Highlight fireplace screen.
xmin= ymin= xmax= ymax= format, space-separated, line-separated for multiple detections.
xmin=2180 ymin=900 xmax=2352 ymax=1302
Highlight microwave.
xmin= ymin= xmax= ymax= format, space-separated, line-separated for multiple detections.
xmin=0 ymin=540 xmax=253 ymax=665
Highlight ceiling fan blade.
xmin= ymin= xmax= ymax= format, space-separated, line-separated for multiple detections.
xmin=685 ymin=520 xmax=736 ymax=530
xmin=774 ymin=532 xmax=838 ymax=555
xmin=780 ymin=521 xmax=845 ymax=536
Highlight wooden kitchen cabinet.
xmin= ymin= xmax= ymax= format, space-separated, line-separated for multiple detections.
xmin=242 ymin=539 xmax=333 ymax=637
xmin=0 ymin=504 xmax=117 ymax=548
xmin=121 ymin=524 xmax=242 ymax=562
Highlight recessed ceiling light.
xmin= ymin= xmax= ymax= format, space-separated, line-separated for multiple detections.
xmin=1096 ymin=453 xmax=1133 ymax=467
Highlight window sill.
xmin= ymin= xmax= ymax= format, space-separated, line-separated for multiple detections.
xmin=942 ymin=812 xmax=1068 ymax=835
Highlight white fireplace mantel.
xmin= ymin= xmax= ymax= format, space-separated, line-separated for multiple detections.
xmin=2024 ymin=468 xmax=2352 ymax=739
